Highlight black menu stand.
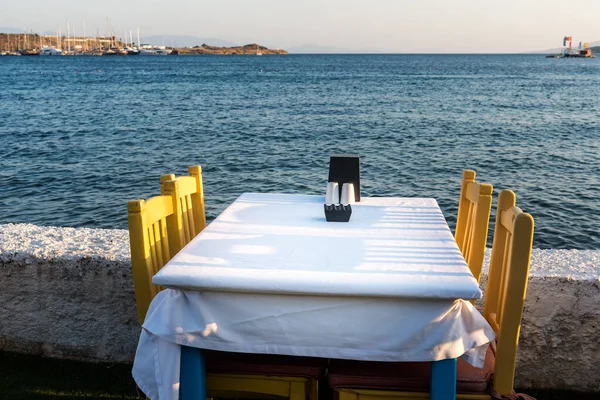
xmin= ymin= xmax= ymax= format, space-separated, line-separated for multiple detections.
xmin=324 ymin=154 xmax=360 ymax=222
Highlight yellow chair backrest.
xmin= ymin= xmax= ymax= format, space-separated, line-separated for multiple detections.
xmin=128 ymin=195 xmax=183 ymax=323
xmin=455 ymin=170 xmax=493 ymax=282
xmin=162 ymin=165 xmax=207 ymax=247
xmin=160 ymin=173 xmax=175 ymax=192
xmin=484 ymin=189 xmax=534 ymax=395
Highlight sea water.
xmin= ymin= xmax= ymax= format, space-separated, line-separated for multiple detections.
xmin=0 ymin=54 xmax=598 ymax=249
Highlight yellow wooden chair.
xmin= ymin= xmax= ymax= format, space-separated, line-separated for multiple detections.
xmin=160 ymin=165 xmax=207 ymax=247
xmin=129 ymin=177 xmax=324 ymax=400
xmin=483 ymin=190 xmax=534 ymax=396
xmin=455 ymin=170 xmax=493 ymax=283
xmin=328 ymin=189 xmax=535 ymax=400
xmin=128 ymin=195 xmax=183 ymax=323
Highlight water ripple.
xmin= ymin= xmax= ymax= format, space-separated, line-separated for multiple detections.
xmin=0 ymin=54 xmax=599 ymax=249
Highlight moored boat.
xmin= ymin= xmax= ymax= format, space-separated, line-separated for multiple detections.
xmin=139 ymin=48 xmax=156 ymax=56
xmin=546 ymin=36 xmax=595 ymax=58
xmin=39 ymin=46 xmax=63 ymax=56
xmin=19 ymin=49 xmax=40 ymax=56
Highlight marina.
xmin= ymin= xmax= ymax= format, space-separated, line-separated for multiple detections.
xmin=0 ymin=31 xmax=286 ymax=56
xmin=0 ymin=31 xmax=178 ymax=56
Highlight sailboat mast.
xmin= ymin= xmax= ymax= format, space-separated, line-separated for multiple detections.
xmin=137 ymin=28 xmax=141 ymax=49
xmin=105 ymin=17 xmax=110 ymax=48
xmin=67 ymin=20 xmax=71 ymax=52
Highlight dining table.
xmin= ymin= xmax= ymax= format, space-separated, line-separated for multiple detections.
xmin=132 ymin=193 xmax=496 ymax=400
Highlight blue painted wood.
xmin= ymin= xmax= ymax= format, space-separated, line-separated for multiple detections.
xmin=430 ymin=358 xmax=457 ymax=400
xmin=180 ymin=345 xmax=206 ymax=400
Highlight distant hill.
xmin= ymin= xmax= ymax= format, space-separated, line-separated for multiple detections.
xmin=177 ymin=43 xmax=286 ymax=55
xmin=142 ymin=35 xmax=237 ymax=48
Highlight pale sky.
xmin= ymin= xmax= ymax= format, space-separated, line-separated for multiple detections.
xmin=2 ymin=0 xmax=600 ymax=52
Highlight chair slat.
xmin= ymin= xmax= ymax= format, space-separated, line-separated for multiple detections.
xmin=159 ymin=217 xmax=170 ymax=263
xmin=455 ymin=170 xmax=493 ymax=283
xmin=162 ymin=166 xmax=207 ymax=248
xmin=180 ymin=196 xmax=191 ymax=244
xmin=153 ymin=222 xmax=164 ymax=268
xmin=189 ymin=165 xmax=207 ymax=234
xmin=186 ymin=194 xmax=197 ymax=237
xmin=148 ymin=226 xmax=158 ymax=276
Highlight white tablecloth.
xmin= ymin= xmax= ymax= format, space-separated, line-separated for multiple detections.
xmin=133 ymin=193 xmax=495 ymax=400
xmin=153 ymin=193 xmax=482 ymax=299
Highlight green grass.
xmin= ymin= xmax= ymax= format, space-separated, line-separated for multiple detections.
xmin=1 ymin=351 xmax=597 ymax=400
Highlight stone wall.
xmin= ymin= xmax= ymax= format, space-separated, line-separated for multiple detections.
xmin=0 ymin=224 xmax=138 ymax=363
xmin=0 ymin=223 xmax=599 ymax=391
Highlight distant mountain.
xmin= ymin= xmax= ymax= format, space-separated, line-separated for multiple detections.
xmin=0 ymin=26 xmax=23 ymax=33
xmin=141 ymin=35 xmax=237 ymax=48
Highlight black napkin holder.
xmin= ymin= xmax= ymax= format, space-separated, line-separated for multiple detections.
xmin=328 ymin=154 xmax=360 ymax=202
xmin=324 ymin=204 xmax=352 ymax=222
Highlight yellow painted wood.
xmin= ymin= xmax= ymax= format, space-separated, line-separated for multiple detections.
xmin=500 ymin=206 xmax=522 ymax=235
xmin=483 ymin=190 xmax=534 ymax=395
xmin=454 ymin=170 xmax=493 ymax=282
xmin=127 ymin=195 xmax=182 ymax=324
xmin=207 ymin=375 xmax=297 ymax=397
xmin=207 ymin=374 xmax=311 ymax=400
xmin=188 ymin=165 xmax=207 ymax=235
xmin=465 ymin=182 xmax=482 ymax=204
xmin=455 ymin=170 xmax=476 ymax=250
xmin=336 ymin=389 xmax=490 ymax=400
xmin=160 ymin=173 xmax=176 ymax=194
xmin=309 ymin=378 xmax=319 ymax=400
xmin=162 ymin=165 xmax=207 ymax=248
xmin=289 ymin=380 xmax=306 ymax=400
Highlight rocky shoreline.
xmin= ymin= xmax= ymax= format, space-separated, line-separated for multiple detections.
xmin=175 ymin=43 xmax=287 ymax=55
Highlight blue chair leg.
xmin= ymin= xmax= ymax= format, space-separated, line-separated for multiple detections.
xmin=180 ymin=345 xmax=206 ymax=400
xmin=430 ymin=358 xmax=457 ymax=400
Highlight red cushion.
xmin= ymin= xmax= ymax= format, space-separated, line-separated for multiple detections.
xmin=328 ymin=346 xmax=495 ymax=394
xmin=204 ymin=350 xmax=327 ymax=379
